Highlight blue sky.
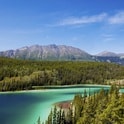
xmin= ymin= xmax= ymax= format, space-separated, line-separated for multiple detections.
xmin=0 ymin=0 xmax=124 ymax=54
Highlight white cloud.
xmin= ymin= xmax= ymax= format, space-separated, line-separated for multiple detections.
xmin=58 ymin=13 xmax=107 ymax=26
xmin=108 ymin=11 xmax=124 ymax=24
xmin=103 ymin=37 xmax=115 ymax=42
xmin=55 ymin=11 xmax=124 ymax=27
xmin=102 ymin=34 xmax=115 ymax=42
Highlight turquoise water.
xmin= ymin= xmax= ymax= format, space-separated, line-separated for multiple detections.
xmin=119 ymin=88 xmax=124 ymax=93
xmin=0 ymin=85 xmax=110 ymax=124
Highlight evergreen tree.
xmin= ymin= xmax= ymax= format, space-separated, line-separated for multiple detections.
xmin=73 ymin=94 xmax=83 ymax=121
xmin=53 ymin=106 xmax=57 ymax=124
xmin=37 ymin=117 xmax=41 ymax=124
xmin=47 ymin=110 xmax=52 ymax=124
xmin=66 ymin=108 xmax=73 ymax=124
xmin=61 ymin=110 xmax=66 ymax=124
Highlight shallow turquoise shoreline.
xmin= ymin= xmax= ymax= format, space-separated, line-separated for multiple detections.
xmin=119 ymin=88 xmax=124 ymax=93
xmin=0 ymin=84 xmax=111 ymax=94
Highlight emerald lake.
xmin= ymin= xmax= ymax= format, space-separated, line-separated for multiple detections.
xmin=0 ymin=85 xmax=110 ymax=124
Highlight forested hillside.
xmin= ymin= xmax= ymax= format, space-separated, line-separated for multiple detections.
xmin=0 ymin=57 xmax=124 ymax=91
xmin=43 ymin=85 xmax=124 ymax=124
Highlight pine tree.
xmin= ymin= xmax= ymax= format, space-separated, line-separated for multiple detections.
xmin=57 ymin=110 xmax=61 ymax=124
xmin=47 ymin=110 xmax=52 ymax=124
xmin=37 ymin=116 xmax=41 ymax=124
xmin=73 ymin=94 xmax=83 ymax=121
xmin=66 ymin=107 xmax=73 ymax=124
xmin=53 ymin=106 xmax=57 ymax=124
xmin=61 ymin=110 xmax=66 ymax=124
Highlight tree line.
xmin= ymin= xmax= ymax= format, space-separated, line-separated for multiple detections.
xmin=0 ymin=57 xmax=124 ymax=91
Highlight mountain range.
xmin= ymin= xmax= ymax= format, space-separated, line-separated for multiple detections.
xmin=0 ymin=44 xmax=124 ymax=65
xmin=0 ymin=44 xmax=91 ymax=61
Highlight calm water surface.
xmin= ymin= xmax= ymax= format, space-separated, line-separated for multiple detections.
xmin=0 ymin=85 xmax=110 ymax=124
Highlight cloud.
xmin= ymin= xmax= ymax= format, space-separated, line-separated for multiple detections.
xmin=103 ymin=37 xmax=115 ymax=42
xmin=54 ymin=11 xmax=124 ymax=27
xmin=102 ymin=34 xmax=115 ymax=42
xmin=58 ymin=13 xmax=107 ymax=26
xmin=108 ymin=11 xmax=124 ymax=24
xmin=102 ymin=34 xmax=113 ymax=38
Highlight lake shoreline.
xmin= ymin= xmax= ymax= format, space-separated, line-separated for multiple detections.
xmin=0 ymin=84 xmax=111 ymax=94
xmin=54 ymin=100 xmax=72 ymax=110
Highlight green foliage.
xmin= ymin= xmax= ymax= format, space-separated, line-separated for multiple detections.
xmin=0 ymin=57 xmax=124 ymax=91
xmin=45 ymin=107 xmax=66 ymax=124
xmin=44 ymin=86 xmax=124 ymax=124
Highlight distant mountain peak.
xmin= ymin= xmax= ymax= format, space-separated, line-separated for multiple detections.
xmin=96 ymin=51 xmax=118 ymax=57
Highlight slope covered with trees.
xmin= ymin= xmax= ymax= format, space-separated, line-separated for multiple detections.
xmin=0 ymin=57 xmax=124 ymax=91
xmin=42 ymin=85 xmax=124 ymax=124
